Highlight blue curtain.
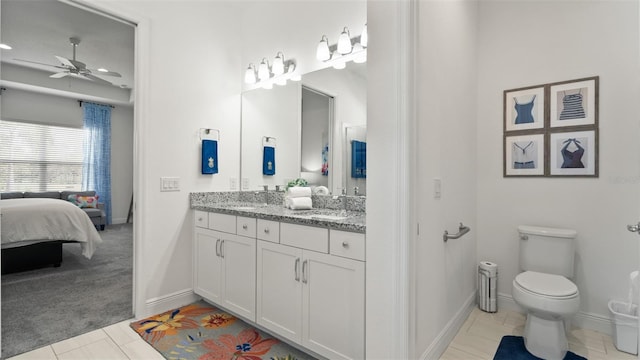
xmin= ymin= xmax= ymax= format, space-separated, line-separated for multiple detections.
xmin=82 ymin=103 xmax=112 ymax=225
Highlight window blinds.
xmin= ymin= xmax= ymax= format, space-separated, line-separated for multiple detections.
xmin=0 ymin=120 xmax=84 ymax=192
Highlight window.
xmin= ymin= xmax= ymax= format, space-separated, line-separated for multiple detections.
xmin=0 ymin=120 xmax=84 ymax=192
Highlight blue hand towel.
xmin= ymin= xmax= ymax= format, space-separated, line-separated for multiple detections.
xmin=351 ymin=140 xmax=366 ymax=178
xmin=263 ymin=146 xmax=276 ymax=175
xmin=201 ymin=139 xmax=218 ymax=174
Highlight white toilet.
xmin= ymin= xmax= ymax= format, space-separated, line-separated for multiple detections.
xmin=512 ymin=225 xmax=580 ymax=360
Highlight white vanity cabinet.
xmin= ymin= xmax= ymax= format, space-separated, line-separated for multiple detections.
xmin=256 ymin=224 xmax=365 ymax=360
xmin=194 ymin=211 xmax=256 ymax=321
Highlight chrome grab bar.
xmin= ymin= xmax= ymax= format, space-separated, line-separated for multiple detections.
xmin=443 ymin=223 xmax=471 ymax=242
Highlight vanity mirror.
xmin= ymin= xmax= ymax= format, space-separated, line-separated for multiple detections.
xmin=240 ymin=62 xmax=366 ymax=195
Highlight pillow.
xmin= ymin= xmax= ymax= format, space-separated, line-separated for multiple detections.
xmin=68 ymin=194 xmax=100 ymax=208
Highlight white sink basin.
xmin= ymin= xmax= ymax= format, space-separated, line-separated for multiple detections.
xmin=306 ymin=214 xmax=348 ymax=221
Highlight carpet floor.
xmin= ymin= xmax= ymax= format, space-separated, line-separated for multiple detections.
xmin=1 ymin=223 xmax=133 ymax=359
xmin=131 ymin=301 xmax=316 ymax=360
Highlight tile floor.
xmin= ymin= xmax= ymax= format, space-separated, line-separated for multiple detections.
xmin=441 ymin=307 xmax=637 ymax=360
xmin=7 ymin=308 xmax=638 ymax=359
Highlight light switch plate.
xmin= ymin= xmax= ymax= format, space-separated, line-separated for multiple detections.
xmin=434 ymin=178 xmax=441 ymax=199
xmin=161 ymin=177 xmax=180 ymax=192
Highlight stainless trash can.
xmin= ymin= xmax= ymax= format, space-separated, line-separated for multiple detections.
xmin=478 ymin=261 xmax=497 ymax=313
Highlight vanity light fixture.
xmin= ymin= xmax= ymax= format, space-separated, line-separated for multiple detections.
xmin=244 ymin=52 xmax=299 ymax=89
xmin=316 ymin=24 xmax=367 ymax=69
xmin=316 ymin=35 xmax=331 ymax=61
xmin=244 ymin=63 xmax=257 ymax=84
xmin=337 ymin=27 xmax=352 ymax=54
xmin=257 ymin=58 xmax=271 ymax=81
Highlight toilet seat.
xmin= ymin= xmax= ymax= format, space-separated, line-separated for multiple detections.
xmin=515 ymin=271 xmax=578 ymax=299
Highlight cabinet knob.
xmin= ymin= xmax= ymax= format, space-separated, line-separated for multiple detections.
xmin=198 ymin=217 xmax=203 ymax=222
xmin=242 ymin=224 xmax=248 ymax=230
xmin=264 ymin=228 xmax=270 ymax=234
xmin=342 ymin=241 xmax=349 ymax=248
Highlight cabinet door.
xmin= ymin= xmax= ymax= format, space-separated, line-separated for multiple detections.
xmin=194 ymin=228 xmax=223 ymax=303
xmin=221 ymin=234 xmax=256 ymax=321
xmin=302 ymin=251 xmax=365 ymax=360
xmin=256 ymin=241 xmax=303 ymax=343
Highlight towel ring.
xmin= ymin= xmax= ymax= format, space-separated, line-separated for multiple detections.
xmin=263 ymin=136 xmax=276 ymax=147
xmin=199 ymin=128 xmax=220 ymax=141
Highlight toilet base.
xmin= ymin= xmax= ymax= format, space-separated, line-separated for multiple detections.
xmin=523 ymin=313 xmax=568 ymax=360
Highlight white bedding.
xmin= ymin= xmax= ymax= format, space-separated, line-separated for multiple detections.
xmin=0 ymin=198 xmax=102 ymax=259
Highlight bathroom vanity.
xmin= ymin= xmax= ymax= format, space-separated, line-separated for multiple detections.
xmin=190 ymin=191 xmax=366 ymax=360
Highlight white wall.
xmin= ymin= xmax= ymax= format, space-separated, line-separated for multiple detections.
xmin=476 ymin=0 xmax=640 ymax=329
xmin=90 ymin=0 xmax=243 ymax=315
xmin=0 ymin=88 xmax=133 ymax=223
xmin=413 ymin=1 xmax=478 ymax=357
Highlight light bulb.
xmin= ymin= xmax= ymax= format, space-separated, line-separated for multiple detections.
xmin=0 ymin=43 xmax=12 ymax=50
xmin=244 ymin=64 xmax=256 ymax=84
xmin=361 ymin=23 xmax=368 ymax=47
xmin=331 ymin=51 xmax=346 ymax=69
xmin=272 ymin=52 xmax=285 ymax=75
xmin=352 ymin=43 xmax=366 ymax=64
xmin=316 ymin=35 xmax=330 ymax=61
xmin=258 ymin=58 xmax=270 ymax=81
xmin=275 ymin=77 xmax=287 ymax=86
xmin=337 ymin=27 xmax=352 ymax=54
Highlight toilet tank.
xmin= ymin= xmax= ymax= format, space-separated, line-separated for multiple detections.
xmin=518 ymin=225 xmax=577 ymax=278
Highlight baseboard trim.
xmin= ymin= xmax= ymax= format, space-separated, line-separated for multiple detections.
xmin=111 ymin=217 xmax=128 ymax=225
xmin=497 ymin=292 xmax=614 ymax=336
xmin=140 ymin=288 xmax=199 ymax=319
xmin=419 ymin=291 xmax=476 ymax=360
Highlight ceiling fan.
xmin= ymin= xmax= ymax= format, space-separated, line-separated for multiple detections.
xmin=15 ymin=37 xmax=122 ymax=86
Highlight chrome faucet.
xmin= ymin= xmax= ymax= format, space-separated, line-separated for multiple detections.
xmin=340 ymin=188 xmax=348 ymax=211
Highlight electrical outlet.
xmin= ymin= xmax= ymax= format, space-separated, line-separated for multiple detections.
xmin=229 ymin=178 xmax=238 ymax=190
xmin=242 ymin=178 xmax=250 ymax=190
xmin=161 ymin=177 xmax=180 ymax=192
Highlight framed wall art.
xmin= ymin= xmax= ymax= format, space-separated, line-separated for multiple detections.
xmin=549 ymin=130 xmax=598 ymax=177
xmin=504 ymin=133 xmax=545 ymax=177
xmin=550 ymin=76 xmax=598 ymax=128
xmin=504 ymin=86 xmax=545 ymax=132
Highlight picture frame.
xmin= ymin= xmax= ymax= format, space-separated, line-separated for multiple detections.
xmin=550 ymin=76 xmax=598 ymax=128
xmin=504 ymin=86 xmax=545 ymax=132
xmin=504 ymin=133 xmax=545 ymax=176
xmin=549 ymin=129 xmax=598 ymax=176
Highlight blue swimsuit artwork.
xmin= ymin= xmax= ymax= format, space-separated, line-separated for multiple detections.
xmin=514 ymin=95 xmax=536 ymax=124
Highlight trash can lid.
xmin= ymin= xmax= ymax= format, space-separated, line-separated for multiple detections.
xmin=515 ymin=271 xmax=578 ymax=298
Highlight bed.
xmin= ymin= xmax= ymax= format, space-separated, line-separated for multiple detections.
xmin=0 ymin=198 xmax=102 ymax=274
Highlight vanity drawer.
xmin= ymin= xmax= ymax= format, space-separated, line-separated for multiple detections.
xmin=194 ymin=210 xmax=209 ymax=228
xmin=330 ymin=230 xmax=365 ymax=261
xmin=208 ymin=212 xmax=236 ymax=234
xmin=237 ymin=216 xmax=257 ymax=238
xmin=280 ymin=223 xmax=328 ymax=253
xmin=257 ymin=219 xmax=279 ymax=243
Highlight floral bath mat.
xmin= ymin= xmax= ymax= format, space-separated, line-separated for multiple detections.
xmin=130 ymin=301 xmax=316 ymax=360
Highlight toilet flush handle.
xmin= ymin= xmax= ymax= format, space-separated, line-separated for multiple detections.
xmin=627 ymin=222 xmax=640 ymax=234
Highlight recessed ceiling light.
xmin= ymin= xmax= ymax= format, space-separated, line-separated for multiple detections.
xmin=97 ymin=68 xmax=109 ymax=72
xmin=0 ymin=44 xmax=13 ymax=50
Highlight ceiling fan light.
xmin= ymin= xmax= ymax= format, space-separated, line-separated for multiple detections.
xmin=361 ymin=23 xmax=368 ymax=48
xmin=244 ymin=63 xmax=257 ymax=84
xmin=337 ymin=27 xmax=352 ymax=54
xmin=0 ymin=43 xmax=12 ymax=50
xmin=316 ymin=35 xmax=331 ymax=61
xmin=272 ymin=52 xmax=285 ymax=75
xmin=258 ymin=58 xmax=270 ymax=81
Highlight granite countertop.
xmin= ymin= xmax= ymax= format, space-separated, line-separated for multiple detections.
xmin=192 ymin=202 xmax=366 ymax=233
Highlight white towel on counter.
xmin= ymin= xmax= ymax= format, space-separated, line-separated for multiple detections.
xmin=287 ymin=186 xmax=312 ymax=198
xmin=286 ymin=197 xmax=313 ymax=210
xmin=313 ymin=186 xmax=330 ymax=195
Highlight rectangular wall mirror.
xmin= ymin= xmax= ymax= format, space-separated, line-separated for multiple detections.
xmin=240 ymin=62 xmax=366 ymax=195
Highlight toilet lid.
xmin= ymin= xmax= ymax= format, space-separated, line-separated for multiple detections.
xmin=515 ymin=271 xmax=578 ymax=298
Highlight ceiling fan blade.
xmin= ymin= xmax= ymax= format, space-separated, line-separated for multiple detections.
xmin=84 ymin=73 xmax=113 ymax=85
xmin=88 ymin=69 xmax=122 ymax=77
xmin=55 ymin=56 xmax=78 ymax=69
xmin=50 ymin=72 xmax=69 ymax=79
xmin=13 ymin=58 xmax=67 ymax=69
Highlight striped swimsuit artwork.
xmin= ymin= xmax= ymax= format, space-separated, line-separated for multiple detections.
xmin=559 ymin=90 xmax=586 ymax=120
